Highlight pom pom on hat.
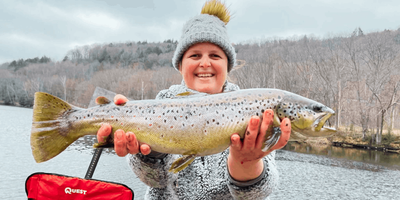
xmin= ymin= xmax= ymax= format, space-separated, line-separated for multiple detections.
xmin=172 ymin=0 xmax=236 ymax=72
xmin=201 ymin=0 xmax=231 ymax=24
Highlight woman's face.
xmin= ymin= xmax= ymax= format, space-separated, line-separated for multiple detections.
xmin=179 ymin=42 xmax=228 ymax=94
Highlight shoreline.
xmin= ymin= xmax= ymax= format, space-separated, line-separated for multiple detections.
xmin=290 ymin=134 xmax=400 ymax=154
xmin=330 ymin=136 xmax=400 ymax=153
xmin=0 ymin=102 xmax=31 ymax=108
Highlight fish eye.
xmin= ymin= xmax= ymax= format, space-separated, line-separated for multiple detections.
xmin=313 ymin=105 xmax=323 ymax=112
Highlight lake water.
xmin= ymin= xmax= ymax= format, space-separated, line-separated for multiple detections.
xmin=1 ymin=105 xmax=399 ymax=199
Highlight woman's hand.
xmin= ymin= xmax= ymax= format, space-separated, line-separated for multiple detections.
xmin=228 ymin=109 xmax=291 ymax=181
xmin=96 ymin=94 xmax=151 ymax=157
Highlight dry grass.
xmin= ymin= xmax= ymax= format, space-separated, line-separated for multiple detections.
xmin=334 ymin=126 xmax=400 ymax=145
xmin=337 ymin=125 xmax=400 ymax=137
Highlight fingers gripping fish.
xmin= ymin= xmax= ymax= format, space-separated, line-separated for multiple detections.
xmin=30 ymin=89 xmax=336 ymax=172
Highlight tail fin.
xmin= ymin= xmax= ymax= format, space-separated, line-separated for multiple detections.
xmin=31 ymin=92 xmax=85 ymax=163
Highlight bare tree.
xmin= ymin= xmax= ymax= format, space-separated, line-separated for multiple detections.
xmin=361 ymin=31 xmax=399 ymax=144
xmin=342 ymin=34 xmax=373 ymax=138
xmin=370 ymin=77 xmax=400 ymax=143
xmin=312 ymin=36 xmax=350 ymax=129
xmin=59 ymin=75 xmax=67 ymax=100
xmin=231 ymin=44 xmax=277 ymax=89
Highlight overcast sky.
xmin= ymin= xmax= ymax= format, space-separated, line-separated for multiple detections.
xmin=1 ymin=0 xmax=400 ymax=64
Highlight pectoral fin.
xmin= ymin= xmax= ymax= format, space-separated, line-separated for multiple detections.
xmin=262 ymin=127 xmax=282 ymax=152
xmin=93 ymin=138 xmax=114 ymax=148
xmin=93 ymin=132 xmax=114 ymax=148
xmin=176 ymin=91 xmax=195 ymax=96
xmin=169 ymin=155 xmax=196 ymax=173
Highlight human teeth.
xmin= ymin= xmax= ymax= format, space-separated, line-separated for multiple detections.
xmin=197 ymin=74 xmax=213 ymax=77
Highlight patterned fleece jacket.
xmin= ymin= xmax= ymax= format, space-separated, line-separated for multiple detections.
xmin=127 ymin=81 xmax=279 ymax=200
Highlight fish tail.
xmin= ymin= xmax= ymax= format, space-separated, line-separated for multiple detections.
xmin=31 ymin=92 xmax=86 ymax=163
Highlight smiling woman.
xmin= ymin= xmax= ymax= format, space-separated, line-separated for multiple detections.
xmin=94 ymin=0 xmax=292 ymax=199
xmin=179 ymin=42 xmax=228 ymax=94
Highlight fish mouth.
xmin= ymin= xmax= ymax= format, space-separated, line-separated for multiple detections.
xmin=290 ymin=106 xmax=337 ymax=137
xmin=313 ymin=112 xmax=336 ymax=134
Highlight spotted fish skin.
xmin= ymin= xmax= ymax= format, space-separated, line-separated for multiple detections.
xmin=31 ymin=89 xmax=336 ymax=165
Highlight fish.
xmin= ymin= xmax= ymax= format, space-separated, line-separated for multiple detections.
xmin=30 ymin=88 xmax=336 ymax=172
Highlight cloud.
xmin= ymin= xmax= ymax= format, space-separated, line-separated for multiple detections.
xmin=0 ymin=33 xmax=42 ymax=46
xmin=374 ymin=4 xmax=400 ymax=20
xmin=8 ymin=1 xmax=69 ymax=22
xmin=124 ymin=18 xmax=186 ymax=42
xmin=74 ymin=11 xmax=123 ymax=30
xmin=6 ymin=1 xmax=124 ymax=33
xmin=1 ymin=0 xmax=400 ymax=64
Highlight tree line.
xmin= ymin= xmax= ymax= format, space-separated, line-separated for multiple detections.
xmin=0 ymin=28 xmax=399 ymax=144
xmin=231 ymin=28 xmax=400 ymax=144
xmin=8 ymin=56 xmax=51 ymax=71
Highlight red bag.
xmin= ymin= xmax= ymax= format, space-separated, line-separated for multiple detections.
xmin=25 ymin=172 xmax=134 ymax=200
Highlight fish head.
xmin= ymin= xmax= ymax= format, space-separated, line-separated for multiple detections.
xmin=276 ymin=93 xmax=336 ymax=137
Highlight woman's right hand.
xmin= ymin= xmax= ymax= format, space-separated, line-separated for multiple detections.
xmin=96 ymin=94 xmax=151 ymax=157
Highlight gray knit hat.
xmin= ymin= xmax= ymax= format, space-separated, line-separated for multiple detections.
xmin=172 ymin=2 xmax=236 ymax=72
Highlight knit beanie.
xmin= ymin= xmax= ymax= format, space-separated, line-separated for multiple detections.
xmin=172 ymin=0 xmax=236 ymax=72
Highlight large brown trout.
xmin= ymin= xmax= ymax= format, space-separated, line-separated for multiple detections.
xmin=31 ymin=89 xmax=335 ymax=172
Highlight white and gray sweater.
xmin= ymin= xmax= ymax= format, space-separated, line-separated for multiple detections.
xmin=127 ymin=81 xmax=279 ymax=199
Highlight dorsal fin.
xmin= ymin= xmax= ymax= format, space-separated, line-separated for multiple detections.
xmin=95 ymin=96 xmax=111 ymax=105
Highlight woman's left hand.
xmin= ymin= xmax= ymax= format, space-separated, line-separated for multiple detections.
xmin=227 ymin=109 xmax=291 ymax=181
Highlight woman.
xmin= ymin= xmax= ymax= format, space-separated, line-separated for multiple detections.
xmin=97 ymin=1 xmax=291 ymax=199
